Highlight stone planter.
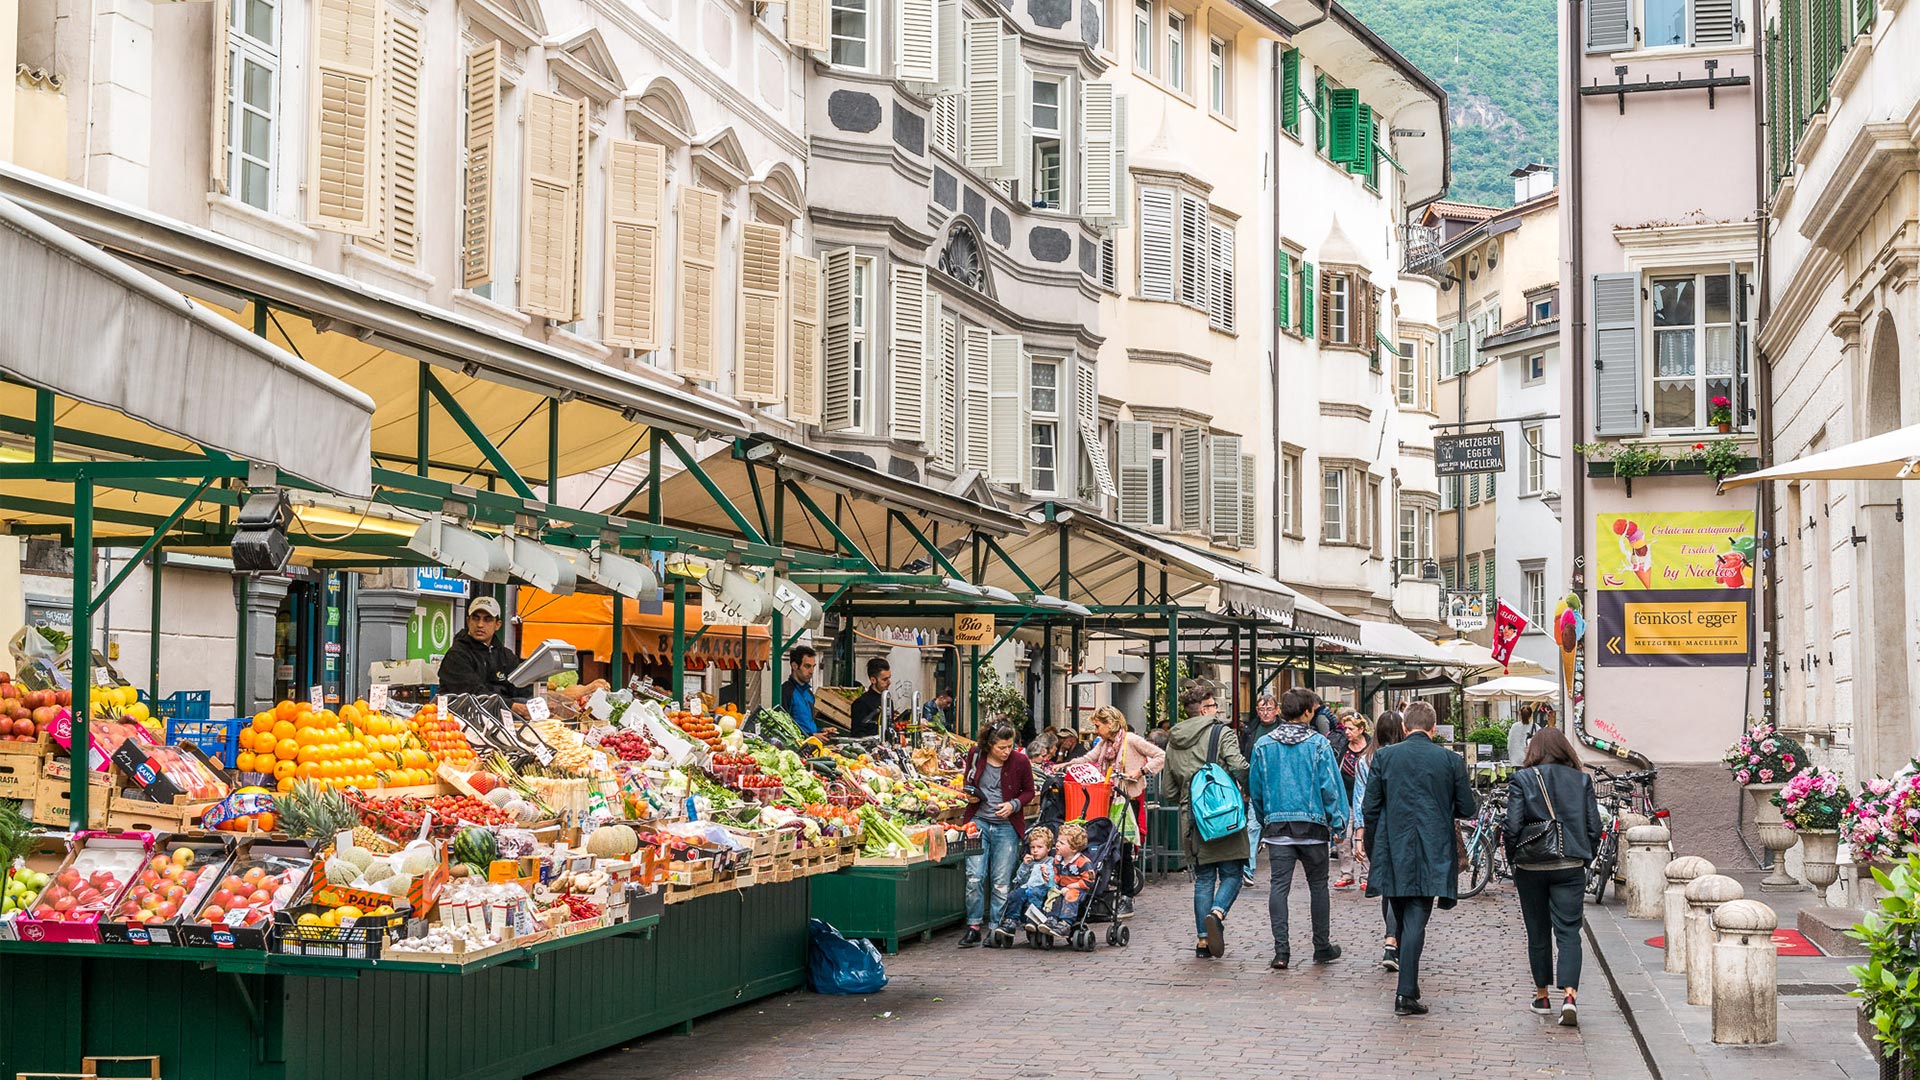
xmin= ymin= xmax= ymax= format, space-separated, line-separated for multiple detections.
xmin=1746 ymin=783 xmax=1799 ymax=890
xmin=1798 ymin=829 xmax=1840 ymax=897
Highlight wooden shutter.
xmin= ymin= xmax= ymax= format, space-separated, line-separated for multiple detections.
xmin=1345 ymin=103 xmax=1373 ymax=175
xmin=737 ymin=222 xmax=788 ymax=403
xmin=987 ymin=334 xmax=1027 ymax=485
xmin=1592 ymin=272 xmax=1643 ymax=436
xmin=1280 ymin=49 xmax=1300 ymax=134
xmin=787 ymin=0 xmax=828 ymax=51
xmin=1276 ymin=250 xmax=1292 ymax=331
xmin=377 ymin=9 xmax=423 ymax=264
xmin=932 ymin=94 xmax=960 ymax=157
xmin=1451 ymin=326 xmax=1469 ymax=373
xmin=210 ymin=0 xmax=231 ymax=194
xmin=1587 ymin=0 xmax=1632 ymax=52
xmin=674 ymin=186 xmax=722 ymax=380
xmin=1208 ymin=221 xmax=1235 ymax=333
xmin=821 ymin=247 xmax=857 ymax=429
xmin=1856 ymin=0 xmax=1874 ymax=37
xmin=1179 ymin=194 xmax=1209 ymax=308
xmin=788 ymin=253 xmax=823 ymax=424
xmin=1301 ymin=260 xmax=1316 ymax=338
xmin=1695 ymin=0 xmax=1737 ymax=42
xmin=605 ymin=140 xmax=665 ymax=351
xmin=933 ymin=313 xmax=958 ymax=468
xmin=964 ymin=20 xmax=1004 ymax=172
xmin=996 ymin=31 xmax=1032 ymax=184
xmin=520 ymin=91 xmax=583 ymax=321
xmin=1177 ymin=426 xmax=1205 ymax=532
xmin=1318 ymin=271 xmax=1335 ymax=343
xmin=935 ymin=0 xmax=964 ymax=93
xmin=1078 ymin=365 xmax=1116 ymax=498
xmin=1081 ymin=82 xmax=1118 ymax=222
xmin=462 ymin=43 xmax=500 ymax=288
xmin=896 ymin=0 xmax=939 ymax=84
xmin=1314 ymin=74 xmax=1328 ymax=153
xmin=962 ymin=325 xmax=992 ymax=472
xmin=1138 ymin=188 xmax=1176 ymax=301
xmin=1116 ymin=420 xmax=1153 ymax=526
xmin=308 ymin=0 xmax=380 ymax=236
xmin=1208 ymin=434 xmax=1241 ymax=542
xmin=1238 ymin=454 xmax=1257 ymax=550
xmin=1326 ymin=88 xmax=1360 ymax=165
xmin=889 ymin=264 xmax=930 ymax=441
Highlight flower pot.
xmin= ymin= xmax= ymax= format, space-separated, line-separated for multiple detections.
xmin=1746 ymin=782 xmax=1800 ymax=889
xmin=1799 ymin=828 xmax=1840 ymax=896
xmin=1716 ymin=422 xmax=1732 ymax=434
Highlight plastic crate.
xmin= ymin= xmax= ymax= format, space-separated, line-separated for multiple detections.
xmin=269 ymin=904 xmax=405 ymax=960
xmin=155 ymin=690 xmax=212 ymax=720
xmin=167 ymin=717 xmax=245 ymax=768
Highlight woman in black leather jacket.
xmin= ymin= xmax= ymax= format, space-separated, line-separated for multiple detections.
xmin=1503 ymin=726 xmax=1603 ymax=1027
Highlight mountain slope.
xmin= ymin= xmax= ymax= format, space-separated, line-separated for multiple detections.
xmin=1343 ymin=0 xmax=1559 ymax=207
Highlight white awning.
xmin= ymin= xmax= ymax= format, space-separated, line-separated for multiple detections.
xmin=0 ymin=195 xmax=374 ymax=496
xmin=1280 ymin=588 xmax=1365 ymax=646
xmin=1352 ymin=620 xmax=1462 ymax=665
xmin=1462 ymin=675 xmax=1558 ymax=702
xmin=1434 ymin=637 xmax=1549 ymax=679
xmin=1721 ymin=424 xmax=1920 ymax=489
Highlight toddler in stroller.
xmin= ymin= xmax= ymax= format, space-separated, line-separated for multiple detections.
xmin=993 ymin=820 xmax=1132 ymax=951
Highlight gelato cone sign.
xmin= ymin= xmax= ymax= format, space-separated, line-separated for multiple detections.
xmin=1593 ymin=511 xmax=1755 ymax=667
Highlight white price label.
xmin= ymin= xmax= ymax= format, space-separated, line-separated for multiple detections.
xmin=525 ymin=696 xmax=550 ymax=722
xmin=224 ymin=907 xmax=248 ymax=927
xmin=309 ymin=685 xmax=325 ymax=711
xmin=590 ymin=752 xmax=610 ymax=773
xmin=531 ymin=740 xmax=555 ymax=765
xmin=368 ymin=683 xmax=389 ymax=711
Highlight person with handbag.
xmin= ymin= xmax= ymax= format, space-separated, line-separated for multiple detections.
xmin=1503 ymin=726 xmax=1604 ymax=1027
xmin=1085 ymin=704 xmax=1166 ymax=912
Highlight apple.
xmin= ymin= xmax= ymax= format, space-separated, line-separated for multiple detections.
xmin=55 ymin=869 xmax=80 ymax=889
xmin=209 ymin=889 xmax=234 ymax=909
xmin=155 ymin=900 xmax=178 ymax=919
xmin=200 ymin=904 xmax=226 ymax=923
xmin=53 ymin=895 xmax=77 ymax=913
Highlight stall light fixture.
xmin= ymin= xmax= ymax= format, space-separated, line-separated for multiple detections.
xmin=766 ymin=573 xmax=825 ymax=631
xmin=232 ymin=488 xmax=293 ymax=572
xmin=703 ymin=563 xmax=772 ymax=623
xmin=568 ymin=541 xmax=660 ymax=599
xmin=501 ymin=529 xmax=578 ymax=594
xmin=405 ymin=514 xmax=509 ymax=583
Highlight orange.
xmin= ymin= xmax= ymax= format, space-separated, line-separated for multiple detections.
xmin=238 ymin=728 xmax=256 ymax=752
xmin=235 ymin=751 xmax=257 ymax=773
xmin=272 ymin=720 xmax=295 ymax=742
xmin=298 ymin=762 xmax=319 ymax=780
xmin=277 ymin=776 xmax=295 ymax=793
xmin=275 ymin=700 xmax=298 ymax=723
xmin=274 ymin=759 xmax=296 ymax=781
xmin=295 ymin=727 xmax=318 ymax=748
xmin=253 ymin=712 xmax=276 ymax=734
xmin=296 ymin=745 xmax=318 ymax=765
xmin=275 ymin=737 xmax=300 ymax=761
xmin=254 ymin=812 xmax=276 ymax=832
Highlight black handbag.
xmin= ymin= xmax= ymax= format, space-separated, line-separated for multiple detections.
xmin=1511 ymin=768 xmax=1567 ymax=865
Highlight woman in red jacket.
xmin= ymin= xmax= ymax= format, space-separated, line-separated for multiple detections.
xmin=958 ymin=722 xmax=1035 ymax=948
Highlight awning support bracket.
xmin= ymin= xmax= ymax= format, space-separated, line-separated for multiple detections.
xmin=659 ymin=433 xmax=766 ymax=545
xmin=88 ymin=477 xmax=215 ymax=616
xmin=782 ymin=481 xmax=878 ymax=572
xmin=982 ymin=535 xmax=1042 ymax=595
xmin=32 ymin=388 xmax=52 ymax=464
xmin=889 ymin=509 xmax=961 ymax=580
xmin=420 ymin=371 xmax=537 ymax=500
xmin=984 ymin=613 xmax=1033 ymax=659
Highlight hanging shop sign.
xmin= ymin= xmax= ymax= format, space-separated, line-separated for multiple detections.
xmin=1443 ymin=590 xmax=1490 ymax=632
xmin=414 ymin=568 xmax=469 ymax=597
xmin=1435 ymin=432 xmax=1506 ymax=477
xmin=407 ymin=599 xmax=455 ymax=662
xmin=953 ymin=613 xmax=995 ymax=647
xmin=1592 ymin=511 xmax=1756 ymax=667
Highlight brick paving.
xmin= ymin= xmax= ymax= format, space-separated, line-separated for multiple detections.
xmin=538 ymin=857 xmax=1643 ymax=1080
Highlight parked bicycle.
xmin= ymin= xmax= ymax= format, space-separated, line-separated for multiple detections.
xmin=1457 ymin=784 xmax=1511 ymax=899
xmin=1585 ymin=765 xmax=1668 ymax=903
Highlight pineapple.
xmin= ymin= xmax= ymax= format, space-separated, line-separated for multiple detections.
xmin=353 ymin=826 xmax=397 ymax=854
xmin=274 ymin=781 xmax=360 ymax=841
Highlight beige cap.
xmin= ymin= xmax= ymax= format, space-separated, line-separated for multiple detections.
xmin=469 ymin=595 xmax=502 ymax=618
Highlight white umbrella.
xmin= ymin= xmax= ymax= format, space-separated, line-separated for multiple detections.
xmin=1721 ymin=423 xmax=1920 ymax=489
xmin=1462 ymin=675 xmax=1558 ymax=702
xmin=1433 ymin=638 xmax=1548 ymax=679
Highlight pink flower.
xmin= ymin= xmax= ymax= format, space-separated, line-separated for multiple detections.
xmin=1737 ymin=770 xmax=1751 ymax=784
xmin=1759 ymin=768 xmax=1774 ymax=783
xmin=1749 ymin=754 xmax=1761 ymax=764
xmin=1785 ymin=821 xmax=1797 ymax=831
xmin=1783 ymin=755 xmax=1796 ymax=769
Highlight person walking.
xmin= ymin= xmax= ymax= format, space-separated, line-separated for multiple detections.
xmin=1085 ymin=705 xmax=1165 ymax=910
xmin=958 ymin=723 xmax=1035 ymax=948
xmin=1162 ymin=684 xmax=1251 ymax=958
xmin=1331 ymin=711 xmax=1372 ymax=889
xmin=1351 ymin=710 xmax=1405 ymax=969
xmin=1504 ymin=726 xmax=1603 ymax=1027
xmin=1248 ymin=694 xmax=1349 ymax=970
xmin=1238 ymin=693 xmax=1286 ymax=887
xmin=1360 ymin=701 xmax=1478 ymax=1016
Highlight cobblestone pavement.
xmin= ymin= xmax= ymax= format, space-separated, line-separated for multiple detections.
xmin=539 ymin=856 xmax=1643 ymax=1080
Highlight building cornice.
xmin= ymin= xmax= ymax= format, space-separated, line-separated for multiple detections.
xmin=1126 ymin=348 xmax=1213 ymax=374
xmin=1126 ymin=404 xmax=1215 ymax=427
xmin=1755 ymin=243 xmax=1842 ymax=357
xmin=1319 ymin=402 xmax=1373 ymax=422
xmin=1798 ymin=121 xmax=1919 ymax=255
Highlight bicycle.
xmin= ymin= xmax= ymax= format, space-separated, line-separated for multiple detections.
xmin=1457 ymin=785 xmax=1511 ymax=899
xmin=1585 ymin=765 xmax=1667 ymax=904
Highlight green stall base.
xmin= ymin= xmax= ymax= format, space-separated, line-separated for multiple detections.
xmin=0 ymin=879 xmax=810 ymax=1080
xmin=1144 ymin=805 xmax=1186 ymax=875
xmin=807 ymin=851 xmax=967 ymax=953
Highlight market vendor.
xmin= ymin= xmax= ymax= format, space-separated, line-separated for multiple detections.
xmin=920 ymin=686 xmax=954 ymax=730
xmin=781 ymin=645 xmax=820 ymax=735
xmin=439 ymin=596 xmax=530 ymax=714
xmin=849 ymin=656 xmax=891 ymax=738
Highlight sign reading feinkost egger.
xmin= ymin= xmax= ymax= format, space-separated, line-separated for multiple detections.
xmin=1593 ymin=511 xmax=1756 ymax=667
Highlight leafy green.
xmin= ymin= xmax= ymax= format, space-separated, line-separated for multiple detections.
xmin=0 ymin=800 xmax=34 ymax=870
xmin=1850 ymin=856 xmax=1920 ymax=1063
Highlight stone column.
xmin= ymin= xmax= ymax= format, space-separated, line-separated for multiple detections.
xmin=1663 ymin=855 xmax=1714 ymax=973
xmin=1685 ymin=874 xmax=1745 ymax=1006
xmin=355 ymin=588 xmax=418 ymax=695
xmin=1712 ymin=899 xmax=1779 ymax=1045
xmin=1623 ymin=824 xmax=1673 ymax=919
xmin=234 ymin=575 xmax=290 ymax=717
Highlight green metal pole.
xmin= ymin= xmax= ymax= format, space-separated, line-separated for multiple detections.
xmin=671 ymin=579 xmax=686 ymax=701
xmin=647 ymin=432 xmax=663 ymax=525
xmin=1039 ymin=625 xmax=1052 ymax=732
xmin=416 ymin=363 xmax=430 ymax=476
xmin=771 ymin=482 xmax=785 ymax=690
xmin=71 ymin=475 xmax=93 ymax=831
xmin=1165 ymin=609 xmax=1179 ymax=726
xmin=611 ymin=593 xmax=625 ymax=686
xmin=1147 ymin=637 xmax=1158 ymax=725
xmin=1069 ymin=621 xmax=1082 ymax=730
xmin=547 ymin=398 xmax=560 ymax=498
xmin=968 ymin=644 xmax=980 ymax=738
xmin=33 ymin=389 xmax=53 ymax=464
xmin=148 ymin=550 xmax=162 ymax=707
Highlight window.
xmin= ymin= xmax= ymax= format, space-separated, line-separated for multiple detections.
xmin=1442 ymin=562 xmax=1456 ymax=591
xmin=1466 ymin=552 xmax=1481 ymax=591
xmin=845 ymin=256 xmax=874 ymax=430
xmin=1486 ymin=551 xmax=1497 ymax=599
xmin=1525 ymin=568 xmax=1547 ymax=629
xmin=1031 ymin=78 xmax=1064 ymax=210
xmin=1098 ymin=234 xmax=1117 ymax=290
xmin=1642 ymin=0 xmax=1742 ymax=47
xmin=1523 ymin=423 xmax=1545 ymax=495
xmin=1328 ymin=274 xmax=1351 ymax=345
xmin=1525 ymin=353 xmax=1545 ymax=384
xmin=1208 ymin=37 xmax=1229 ymax=115
xmin=1030 ymin=358 xmax=1060 ymax=493
xmin=1397 ymin=503 xmax=1417 ymax=566
xmin=1279 ymin=48 xmax=1300 ymax=137
xmin=1441 ymin=474 xmax=1461 ymax=510
xmin=1367 ymin=477 xmax=1383 ymax=555
xmin=1396 ymin=341 xmax=1416 ymax=406
xmin=1651 ymin=271 xmax=1745 ymax=432
xmin=1467 ymin=471 xmax=1482 ymax=506
xmin=1145 ymin=428 xmax=1171 ymax=526
xmin=1421 ymin=508 xmax=1435 ymax=561
xmin=830 ymin=0 xmax=870 ymax=69
xmin=1165 ymin=12 xmax=1186 ymax=92
xmin=1282 ymin=451 xmax=1301 ymax=536
xmin=1322 ymin=467 xmax=1346 ymax=542
xmin=1532 ymin=295 xmax=1557 ymax=322
xmin=226 ymin=0 xmax=279 ymax=211
xmin=1133 ymin=0 xmax=1153 ymax=73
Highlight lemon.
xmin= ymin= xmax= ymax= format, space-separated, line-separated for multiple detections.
xmin=336 ymin=905 xmax=363 ymax=921
xmin=297 ymin=912 xmax=322 ymax=927
xmin=371 ymin=905 xmax=393 ymax=917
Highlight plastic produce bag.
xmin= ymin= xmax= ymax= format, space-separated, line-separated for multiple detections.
xmin=806 ymin=918 xmax=888 ymax=995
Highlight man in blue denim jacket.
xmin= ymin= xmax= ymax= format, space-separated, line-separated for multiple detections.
xmin=1249 ymin=688 xmax=1350 ymax=970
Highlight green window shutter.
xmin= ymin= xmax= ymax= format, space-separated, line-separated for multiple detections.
xmin=1327 ymin=88 xmax=1361 ymax=164
xmin=1786 ymin=0 xmax=1805 ymax=137
xmin=1276 ymin=250 xmax=1293 ymax=331
xmin=1281 ymin=50 xmax=1300 ymax=135
xmin=1856 ymin=0 xmax=1874 ymax=38
xmin=1346 ymin=103 xmax=1374 ymax=174
xmin=1314 ymin=75 xmax=1329 ymax=153
xmin=1809 ymin=0 xmax=1830 ymax=115
xmin=1765 ymin=21 xmax=1779 ymax=186
xmin=1301 ymin=260 xmax=1316 ymax=339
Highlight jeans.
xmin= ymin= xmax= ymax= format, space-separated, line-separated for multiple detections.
xmin=1514 ymin=865 xmax=1586 ymax=990
xmin=1388 ymin=896 xmax=1436 ymax=999
xmin=1381 ymin=895 xmax=1401 ymax=941
xmin=1243 ymin=811 xmax=1262 ymax=879
xmin=965 ymin=821 xmax=1020 ymax=927
xmin=1001 ymin=883 xmax=1048 ymax=928
xmin=1268 ymin=842 xmax=1332 ymax=958
xmin=1193 ymin=860 xmax=1248 ymax=937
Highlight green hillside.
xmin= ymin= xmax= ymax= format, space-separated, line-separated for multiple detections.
xmin=1343 ymin=0 xmax=1559 ymax=207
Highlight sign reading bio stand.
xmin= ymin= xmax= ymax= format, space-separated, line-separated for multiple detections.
xmin=1592 ymin=510 xmax=1756 ymax=667
xmin=1435 ymin=432 xmax=1507 ymax=477
xmin=954 ymin=613 xmax=995 ymax=647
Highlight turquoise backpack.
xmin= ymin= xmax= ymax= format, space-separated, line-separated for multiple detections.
xmin=1189 ymin=724 xmax=1247 ymax=842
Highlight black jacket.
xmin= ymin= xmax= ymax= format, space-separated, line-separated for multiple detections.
xmin=849 ymin=689 xmax=884 ymax=738
xmin=438 ymin=631 xmax=530 ymax=700
xmin=1503 ymin=763 xmax=1604 ymax=866
xmin=1361 ymin=732 xmax=1478 ymax=900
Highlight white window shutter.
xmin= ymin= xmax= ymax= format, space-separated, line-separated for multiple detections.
xmin=1592 ymin=272 xmax=1643 ymax=436
xmin=1081 ymin=83 xmax=1117 ymax=221
xmin=519 ymin=91 xmax=582 ymax=321
xmin=962 ymin=325 xmax=992 ymax=472
xmin=1207 ymin=221 xmax=1235 ymax=332
xmin=1077 ymin=365 xmax=1117 ymax=498
xmin=1111 ymin=95 xmax=1130 ymax=230
xmin=821 ymin=247 xmax=857 ymax=430
xmin=932 ymin=94 xmax=960 ymax=157
xmin=1586 ymin=0 xmax=1632 ymax=51
xmin=998 ymin=36 xmax=1033 ymax=184
xmin=605 ymin=140 xmax=666 ymax=352
xmin=308 ymin=0 xmax=381 ymax=236
xmin=1238 ymin=453 xmax=1257 ymax=550
xmin=964 ymin=20 xmax=1004 ymax=172
xmin=889 ymin=264 xmax=930 ymax=441
xmin=1695 ymin=0 xmax=1737 ymax=42
xmin=737 ymin=222 xmax=788 ymax=403
xmin=788 ymin=252 xmax=823 ymax=424
xmin=787 ymin=0 xmax=828 ymax=51
xmin=1116 ymin=420 xmax=1153 ymax=526
xmin=1177 ymin=426 xmax=1205 ymax=532
xmin=987 ymin=334 xmax=1027 ymax=485
xmin=674 ymin=186 xmax=723 ymax=380
xmin=934 ymin=0 xmax=964 ymax=94
xmin=462 ymin=43 xmax=500 ymax=289
xmin=934 ymin=313 xmax=958 ymax=468
xmin=375 ymin=9 xmax=423 ymax=264
xmin=1179 ymin=193 xmax=1209 ymax=308
xmin=570 ymin=95 xmax=589 ymax=324
xmin=896 ymin=0 xmax=939 ymax=84
xmin=1138 ymin=187 xmax=1175 ymax=301
xmin=209 ymin=0 xmax=231 ymax=195
xmin=923 ymin=290 xmax=943 ymax=443
xmin=1208 ymin=434 xmax=1242 ymax=543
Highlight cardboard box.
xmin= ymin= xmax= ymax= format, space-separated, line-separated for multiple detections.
xmin=0 ymin=835 xmax=74 ymax=942
xmin=105 ymin=792 xmax=218 ymax=834
xmin=109 ymin=739 xmax=228 ymax=805
xmin=12 ymin=832 xmax=154 ymax=944
xmin=0 ymin=751 xmax=34 ymax=798
xmin=98 ymin=839 xmax=233 ymax=947
xmin=174 ymin=843 xmax=314 ymax=951
xmin=31 ymin=772 xmax=112 ymax=829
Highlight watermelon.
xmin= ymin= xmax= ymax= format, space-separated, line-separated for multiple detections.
xmin=451 ymin=827 xmax=497 ymax=873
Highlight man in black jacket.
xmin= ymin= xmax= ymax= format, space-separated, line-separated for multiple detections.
xmin=848 ymin=657 xmax=891 ymax=738
xmin=438 ymin=596 xmax=530 ymax=712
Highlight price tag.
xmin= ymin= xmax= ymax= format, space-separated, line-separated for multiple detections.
xmin=590 ymin=752 xmax=610 ymax=773
xmin=308 ymin=685 xmax=325 ymax=712
xmin=224 ymin=907 xmax=248 ymax=927
xmin=531 ymin=740 xmax=555 ymax=765
xmin=526 ymin=696 xmax=550 ymax=722
xmin=368 ymin=683 xmax=389 ymax=711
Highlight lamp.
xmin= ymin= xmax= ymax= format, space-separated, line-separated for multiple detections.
xmin=231 ymin=488 xmax=293 ymax=573
xmin=703 ymin=564 xmax=772 ymax=623
xmin=568 ymin=542 xmax=660 ymax=599
xmin=500 ymin=529 xmax=577 ymax=594
xmin=766 ymin=573 xmax=825 ymax=631
xmin=405 ymin=515 xmax=509 ymax=583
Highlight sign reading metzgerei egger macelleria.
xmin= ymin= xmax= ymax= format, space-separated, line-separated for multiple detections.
xmin=1435 ymin=432 xmax=1506 ymax=476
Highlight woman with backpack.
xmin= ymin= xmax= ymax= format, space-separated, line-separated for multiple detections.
xmin=1161 ymin=683 xmax=1251 ymax=958
xmin=1503 ymin=726 xmax=1603 ymax=1026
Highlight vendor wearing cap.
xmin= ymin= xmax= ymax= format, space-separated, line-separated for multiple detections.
xmin=439 ymin=596 xmax=531 ymax=713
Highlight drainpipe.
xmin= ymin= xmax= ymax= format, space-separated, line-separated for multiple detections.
xmin=1272 ymin=43 xmax=1284 ymax=573
xmin=1751 ymin=6 xmax=1777 ymax=731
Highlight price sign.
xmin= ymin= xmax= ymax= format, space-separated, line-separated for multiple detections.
xmin=224 ymin=907 xmax=248 ymax=927
xmin=529 ymin=738 xmax=555 ymax=765
xmin=368 ymin=683 xmax=390 ymax=712
xmin=525 ymin=696 xmax=550 ymax=722
xmin=308 ymin=684 xmax=325 ymax=712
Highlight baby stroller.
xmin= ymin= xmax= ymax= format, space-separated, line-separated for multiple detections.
xmin=1022 ymin=816 xmax=1132 ymax=952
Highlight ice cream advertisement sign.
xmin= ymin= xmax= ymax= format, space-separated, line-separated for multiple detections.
xmin=1593 ymin=511 xmax=1757 ymax=591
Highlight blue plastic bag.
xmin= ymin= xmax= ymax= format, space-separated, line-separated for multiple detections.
xmin=807 ymin=918 xmax=888 ymax=995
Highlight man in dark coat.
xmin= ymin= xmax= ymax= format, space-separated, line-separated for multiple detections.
xmin=1361 ymin=700 xmax=1478 ymax=1016
xmin=438 ymin=596 xmax=530 ymax=713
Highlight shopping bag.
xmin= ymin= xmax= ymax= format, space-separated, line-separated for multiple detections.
xmin=806 ymin=918 xmax=889 ymax=995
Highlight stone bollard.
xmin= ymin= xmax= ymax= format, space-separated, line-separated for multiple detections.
xmin=1711 ymin=899 xmax=1779 ymax=1045
xmin=1623 ymin=825 xmax=1673 ymax=918
xmin=1684 ymin=874 xmax=1745 ymax=1006
xmin=1663 ymin=856 xmax=1715 ymax=973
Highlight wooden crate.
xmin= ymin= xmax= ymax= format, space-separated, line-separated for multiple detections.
xmin=812 ymin=688 xmax=863 ymax=731
xmin=0 ymin=750 xmax=35 ymax=798
xmin=30 ymin=772 xmax=111 ymax=829
xmin=105 ymin=792 xmax=217 ymax=833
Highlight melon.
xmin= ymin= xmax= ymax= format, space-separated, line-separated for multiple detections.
xmin=585 ymin=824 xmax=639 ymax=858
xmin=361 ymin=856 xmax=394 ymax=884
xmin=451 ymin=827 xmax=498 ymax=871
xmin=504 ymin=799 xmax=542 ymax=824
xmin=334 ymin=846 xmax=375 ymax=872
xmin=395 ymin=842 xmax=438 ymax=877
xmin=484 ymin=788 xmax=516 ymax=808
xmin=325 ymin=859 xmax=360 ymax=887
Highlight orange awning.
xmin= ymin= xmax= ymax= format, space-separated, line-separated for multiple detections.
xmin=516 ymin=588 xmax=770 ymax=671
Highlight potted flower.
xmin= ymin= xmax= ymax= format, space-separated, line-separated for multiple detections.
xmin=1849 ymin=856 xmax=1920 ymax=1078
xmin=1710 ymin=395 xmax=1734 ymax=433
xmin=1844 ymin=776 xmax=1903 ymax=875
xmin=1776 ymin=767 xmax=1847 ymax=892
xmin=1724 ymin=722 xmax=1809 ymax=887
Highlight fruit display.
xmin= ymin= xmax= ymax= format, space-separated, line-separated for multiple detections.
xmin=273 ymin=781 xmax=359 ymax=841
xmin=108 ymin=842 xmax=224 ymax=928
xmin=90 ymin=685 xmax=158 ymax=740
xmin=3 ymin=866 xmax=48 ymax=914
xmin=182 ymin=846 xmax=311 ymax=942
xmin=0 ymin=670 xmax=68 ymax=741
xmin=21 ymin=835 xmax=151 ymax=935
xmin=350 ymin=792 xmax=516 ymax=840
xmin=416 ymin=704 xmax=477 ymax=769
xmin=239 ymin=700 xmax=388 ymax=793
xmin=343 ymin=702 xmax=438 ymax=788
xmin=667 ymin=709 xmax=727 ymax=753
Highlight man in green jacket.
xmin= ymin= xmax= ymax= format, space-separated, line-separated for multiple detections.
xmin=1162 ymin=683 xmax=1250 ymax=959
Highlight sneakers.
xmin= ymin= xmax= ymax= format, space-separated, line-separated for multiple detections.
xmin=1312 ymin=944 xmax=1343 ymax=964
xmin=1530 ymin=994 xmax=1552 ymax=1015
xmin=1394 ymin=995 xmax=1430 ymax=1017
xmin=1204 ymin=908 xmax=1227 ymax=957
xmin=1559 ymin=995 xmax=1579 ymax=1027
xmin=1381 ymin=945 xmax=1400 ymax=971
xmin=1117 ymin=896 xmax=1135 ymax=919
xmin=1196 ymin=943 xmax=1212 ymax=959
xmin=958 ymin=926 xmax=982 ymax=948
xmin=1333 ymin=874 xmax=1356 ymax=889
xmin=1046 ymin=918 xmax=1073 ymax=939
xmin=1269 ymin=955 xmax=1289 ymax=970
